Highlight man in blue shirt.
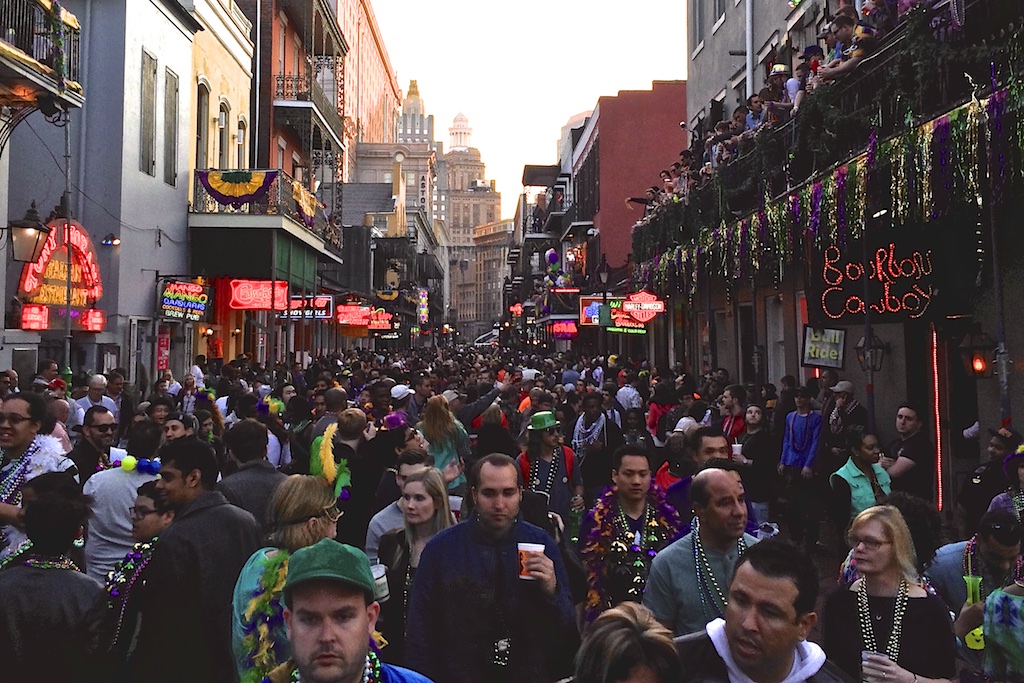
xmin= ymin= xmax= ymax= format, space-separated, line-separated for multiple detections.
xmin=777 ymin=386 xmax=823 ymax=552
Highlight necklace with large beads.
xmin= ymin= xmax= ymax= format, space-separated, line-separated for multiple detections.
xmin=857 ymin=577 xmax=909 ymax=662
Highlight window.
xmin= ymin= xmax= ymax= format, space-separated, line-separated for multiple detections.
xmin=217 ymin=103 xmax=230 ymax=169
xmin=140 ymin=51 xmax=157 ymax=175
xmin=196 ymin=84 xmax=210 ymax=168
xmin=691 ymin=0 xmax=705 ymax=46
xmin=236 ymin=121 xmax=246 ymax=168
xmin=163 ymin=69 xmax=178 ymax=185
xmin=277 ymin=138 xmax=286 ymax=170
xmin=713 ymin=0 xmax=725 ymax=21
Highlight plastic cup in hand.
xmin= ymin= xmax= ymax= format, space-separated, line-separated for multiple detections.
xmin=517 ymin=542 xmax=545 ymax=580
xmin=370 ymin=563 xmax=389 ymax=603
xmin=860 ymin=651 xmax=889 ymax=683
xmin=731 ymin=444 xmax=743 ymax=458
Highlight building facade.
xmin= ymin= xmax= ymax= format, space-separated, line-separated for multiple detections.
xmin=471 ymin=219 xmax=512 ymax=340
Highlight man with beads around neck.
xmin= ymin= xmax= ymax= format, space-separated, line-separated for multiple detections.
xmin=923 ymin=508 xmax=1023 ymax=675
xmin=578 ymin=445 xmax=681 ymax=623
xmin=643 ymin=468 xmax=759 ymax=636
xmin=262 ymin=538 xmax=432 ymax=683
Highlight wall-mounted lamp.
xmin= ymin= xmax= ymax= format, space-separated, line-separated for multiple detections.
xmin=855 ymin=333 xmax=888 ymax=373
xmin=204 ymin=327 xmax=215 ymax=337
xmin=8 ymin=201 xmax=51 ymax=263
xmin=100 ymin=233 xmax=121 ymax=247
xmin=959 ymin=325 xmax=997 ymax=378
xmin=232 ymin=327 xmax=242 ymax=336
xmin=217 ymin=111 xmax=227 ymax=129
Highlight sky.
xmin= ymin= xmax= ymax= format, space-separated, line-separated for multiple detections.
xmin=373 ymin=1 xmax=688 ymax=220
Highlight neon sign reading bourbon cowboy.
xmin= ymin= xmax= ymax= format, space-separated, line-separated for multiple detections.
xmin=820 ymin=243 xmax=935 ymax=320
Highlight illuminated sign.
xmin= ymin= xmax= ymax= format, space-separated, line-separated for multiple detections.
xmin=417 ymin=288 xmax=429 ymax=325
xmin=159 ymin=280 xmax=212 ymax=323
xmin=228 ymin=280 xmax=289 ymax=310
xmin=548 ymin=321 xmax=578 ymax=339
xmin=377 ymin=332 xmax=400 ymax=340
xmin=336 ymin=304 xmax=372 ymax=326
xmin=20 ymin=304 xmax=48 ymax=331
xmin=509 ymin=303 xmax=523 ymax=316
xmin=819 ymin=244 xmax=935 ymax=321
xmin=801 ymin=326 xmax=846 ymax=369
xmin=18 ymin=218 xmax=105 ymax=332
xmin=550 ymin=287 xmax=580 ymax=294
xmin=281 ymin=295 xmax=334 ymax=320
xmin=368 ymin=308 xmax=394 ymax=330
xmin=622 ymin=291 xmax=666 ymax=323
xmin=608 ymin=325 xmax=647 ymax=335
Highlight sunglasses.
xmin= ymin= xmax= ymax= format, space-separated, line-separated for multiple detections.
xmin=87 ymin=423 xmax=119 ymax=433
xmin=982 ymin=523 xmax=1023 ymax=546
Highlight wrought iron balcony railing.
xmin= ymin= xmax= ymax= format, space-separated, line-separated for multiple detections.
xmin=274 ymin=73 xmax=346 ymax=138
xmin=191 ymin=168 xmax=342 ymax=252
xmin=0 ymin=0 xmax=82 ymax=90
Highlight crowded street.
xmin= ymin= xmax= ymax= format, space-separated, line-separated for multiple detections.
xmin=0 ymin=0 xmax=1021 ymax=682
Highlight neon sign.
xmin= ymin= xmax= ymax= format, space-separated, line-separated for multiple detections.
xmin=417 ymin=288 xmax=429 ymax=325
xmin=368 ymin=308 xmax=393 ymax=330
xmin=228 ymin=280 xmax=289 ymax=311
xmin=622 ymin=291 xmax=666 ymax=323
xmin=336 ymin=305 xmax=372 ymax=326
xmin=280 ymin=295 xmax=334 ymax=320
xmin=18 ymin=218 xmax=105 ymax=332
xmin=580 ymin=296 xmax=659 ymax=331
xmin=509 ymin=303 xmax=523 ymax=316
xmin=819 ymin=244 xmax=934 ymax=321
xmin=549 ymin=321 xmax=578 ymax=339
xmin=160 ymin=280 xmax=212 ymax=322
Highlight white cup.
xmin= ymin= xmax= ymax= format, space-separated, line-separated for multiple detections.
xmin=731 ymin=444 xmax=743 ymax=457
xmin=370 ymin=563 xmax=389 ymax=602
xmin=517 ymin=542 xmax=545 ymax=579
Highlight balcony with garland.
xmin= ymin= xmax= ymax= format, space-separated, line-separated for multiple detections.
xmin=631 ymin=0 xmax=1023 ymax=301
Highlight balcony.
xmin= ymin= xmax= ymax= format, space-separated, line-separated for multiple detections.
xmin=190 ymin=168 xmax=342 ymax=254
xmin=632 ymin=0 xmax=1020 ymax=264
xmin=0 ymin=0 xmax=83 ymax=109
xmin=274 ymin=73 xmax=345 ymax=145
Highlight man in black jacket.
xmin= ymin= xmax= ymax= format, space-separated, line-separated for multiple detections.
xmin=217 ymin=418 xmax=287 ymax=531
xmin=130 ymin=437 xmax=262 ymax=683
xmin=675 ymin=539 xmax=851 ymax=683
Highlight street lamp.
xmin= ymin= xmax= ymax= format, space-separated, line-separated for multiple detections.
xmin=855 ymin=333 xmax=887 ymax=373
xmin=959 ymin=326 xmax=997 ymax=378
xmin=8 ymin=202 xmax=51 ymax=263
xmin=597 ymin=253 xmax=609 ymax=354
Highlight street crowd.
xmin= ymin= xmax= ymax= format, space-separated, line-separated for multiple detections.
xmin=0 ymin=350 xmax=1022 ymax=683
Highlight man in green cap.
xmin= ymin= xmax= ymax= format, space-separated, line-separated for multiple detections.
xmin=263 ymin=538 xmax=433 ymax=683
xmin=516 ymin=410 xmax=583 ymax=523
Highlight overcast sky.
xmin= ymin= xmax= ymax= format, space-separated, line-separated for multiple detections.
xmin=373 ymin=1 xmax=688 ymax=219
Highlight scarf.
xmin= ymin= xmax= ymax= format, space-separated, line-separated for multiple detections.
xmin=830 ymin=399 xmax=860 ymax=434
xmin=573 ymin=413 xmax=607 ymax=457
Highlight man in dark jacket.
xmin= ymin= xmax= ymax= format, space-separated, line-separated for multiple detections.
xmin=674 ymin=539 xmax=850 ymax=683
xmin=131 ymin=437 xmax=262 ymax=683
xmin=217 ymin=418 xmax=288 ymax=531
xmin=405 ymin=453 xmax=578 ymax=683
xmin=454 ymin=380 xmax=503 ymax=430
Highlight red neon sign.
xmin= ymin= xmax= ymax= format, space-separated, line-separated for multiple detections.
xmin=228 ymin=280 xmax=289 ymax=310
xmin=622 ymin=291 xmax=666 ymax=323
xmin=509 ymin=303 xmax=523 ymax=317
xmin=368 ymin=308 xmax=393 ymax=330
xmin=20 ymin=305 xmax=48 ymax=331
xmin=20 ymin=219 xmax=103 ymax=301
xmin=81 ymin=309 xmax=105 ymax=332
xmin=820 ymin=244 xmax=935 ymax=320
xmin=336 ymin=304 xmax=372 ymax=326
xmin=549 ymin=321 xmax=578 ymax=339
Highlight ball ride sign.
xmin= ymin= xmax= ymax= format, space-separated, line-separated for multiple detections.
xmin=801 ymin=326 xmax=846 ymax=370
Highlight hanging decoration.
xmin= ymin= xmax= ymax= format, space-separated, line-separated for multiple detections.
xmin=292 ymin=179 xmax=318 ymax=228
xmin=198 ymin=170 xmax=278 ymax=209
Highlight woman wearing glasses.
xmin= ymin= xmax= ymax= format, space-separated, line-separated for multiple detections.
xmin=105 ymin=480 xmax=176 ymax=675
xmin=824 ymin=505 xmax=956 ymax=682
xmin=231 ymin=475 xmax=340 ymax=683
xmin=0 ymin=392 xmax=76 ymax=564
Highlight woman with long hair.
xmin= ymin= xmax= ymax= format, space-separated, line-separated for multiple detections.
xmin=474 ymin=403 xmax=517 ymax=462
xmin=418 ymin=395 xmax=469 ymax=494
xmin=231 ymin=475 xmax=339 ymax=683
xmin=378 ymin=468 xmax=452 ymax=665
xmin=734 ymin=403 xmax=778 ymax=527
xmin=646 ymin=381 xmax=677 ymax=448
xmin=256 ymin=403 xmax=291 ymax=470
xmin=823 ymin=505 xmax=956 ymax=682
xmin=622 ymin=408 xmax=654 ymax=455
xmin=283 ymin=396 xmax=314 ymax=474
xmin=174 ymin=373 xmax=200 ymax=415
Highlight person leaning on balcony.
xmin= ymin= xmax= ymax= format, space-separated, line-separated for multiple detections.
xmin=818 ymin=15 xmax=878 ymax=83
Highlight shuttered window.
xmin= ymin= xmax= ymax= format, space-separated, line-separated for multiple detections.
xmin=140 ymin=51 xmax=157 ymax=175
xmin=164 ymin=69 xmax=178 ymax=186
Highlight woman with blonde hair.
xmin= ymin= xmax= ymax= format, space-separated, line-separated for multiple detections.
xmin=823 ymin=505 xmax=955 ymax=682
xmin=231 ymin=475 xmax=340 ymax=683
xmin=378 ymin=468 xmax=453 ymax=665
xmin=568 ymin=602 xmax=680 ymax=683
xmin=418 ymin=394 xmax=469 ymax=493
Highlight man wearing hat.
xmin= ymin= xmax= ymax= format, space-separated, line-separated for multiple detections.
xmin=820 ymin=380 xmax=867 ymax=475
xmin=265 ymin=538 xmax=432 ymax=683
xmin=516 ymin=411 xmax=583 ymax=523
xmin=956 ymin=426 xmax=1022 ymax=537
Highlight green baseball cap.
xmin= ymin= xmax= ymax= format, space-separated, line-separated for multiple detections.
xmin=282 ymin=538 xmax=375 ymax=606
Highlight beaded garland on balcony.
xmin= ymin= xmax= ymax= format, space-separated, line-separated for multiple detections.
xmin=634 ymin=87 xmax=1022 ymax=302
xmin=198 ymin=170 xmax=279 ymax=209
